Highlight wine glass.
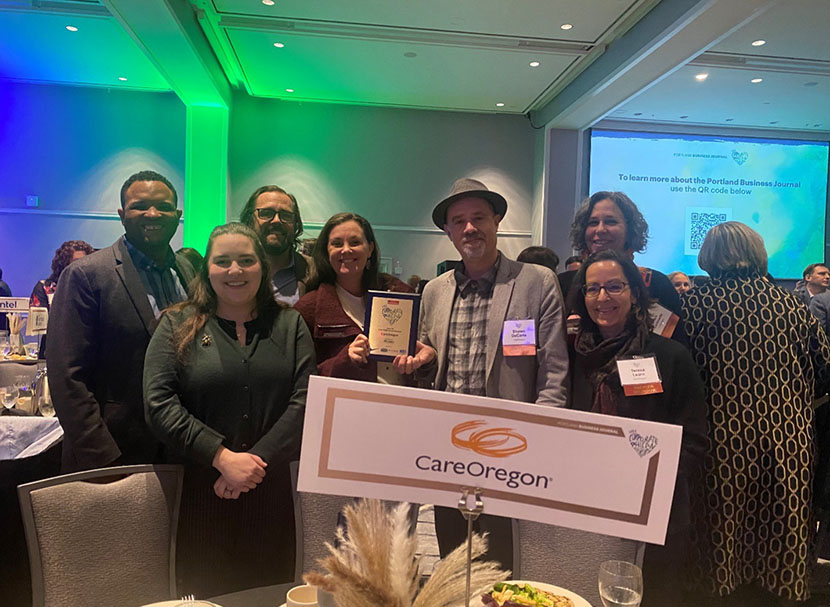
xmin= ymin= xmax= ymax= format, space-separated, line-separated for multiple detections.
xmin=599 ymin=560 xmax=643 ymax=607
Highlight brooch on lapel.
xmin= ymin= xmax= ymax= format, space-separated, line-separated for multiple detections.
xmin=201 ymin=334 xmax=212 ymax=347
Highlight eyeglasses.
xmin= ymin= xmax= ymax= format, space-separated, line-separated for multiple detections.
xmin=254 ymin=208 xmax=295 ymax=223
xmin=582 ymin=280 xmax=629 ymax=298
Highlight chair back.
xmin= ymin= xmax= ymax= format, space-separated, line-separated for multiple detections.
xmin=512 ymin=520 xmax=644 ymax=607
xmin=290 ymin=461 xmax=353 ymax=580
xmin=18 ymin=464 xmax=183 ymax=607
xmin=289 ymin=461 xmax=419 ymax=582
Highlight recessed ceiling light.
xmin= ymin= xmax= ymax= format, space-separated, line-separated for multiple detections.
xmin=763 ymin=101 xmax=771 ymax=105
xmin=804 ymin=81 xmax=818 ymax=87
xmin=769 ymin=121 xmax=778 ymax=124
xmin=529 ymin=61 xmax=540 ymax=68
xmin=751 ymin=39 xmax=766 ymax=47
xmin=496 ymin=102 xmax=505 ymax=107
xmin=118 ymin=77 xmax=127 ymax=81
xmin=815 ymin=124 xmax=822 ymax=127
xmin=725 ymin=118 xmax=734 ymax=122
xmin=680 ymin=115 xmax=689 ymax=119
xmin=403 ymin=52 xmax=417 ymax=58
xmin=273 ymin=42 xmax=285 ymax=48
xmin=285 ymin=88 xmax=294 ymax=93
xmin=633 ymin=112 xmax=642 ymax=116
xmin=65 ymin=25 xmax=78 ymax=32
xmin=262 ymin=0 xmax=275 ymax=5
xmin=695 ymin=73 xmax=708 ymax=82
xmin=751 ymin=78 xmax=763 ymax=83
xmin=560 ymin=23 xmax=573 ymax=30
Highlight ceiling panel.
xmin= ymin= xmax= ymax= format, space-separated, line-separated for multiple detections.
xmin=710 ymin=0 xmax=830 ymax=61
xmin=227 ymin=27 xmax=576 ymax=111
xmin=610 ymin=64 xmax=829 ymax=131
xmin=0 ymin=10 xmax=170 ymax=90
xmin=213 ymin=0 xmax=641 ymax=43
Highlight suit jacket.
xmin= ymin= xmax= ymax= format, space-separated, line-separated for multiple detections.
xmin=811 ymin=290 xmax=830 ymax=333
xmin=419 ymin=254 xmax=569 ymax=406
xmin=47 ymin=237 xmax=196 ymax=472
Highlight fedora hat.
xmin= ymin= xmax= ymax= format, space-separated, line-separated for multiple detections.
xmin=432 ymin=178 xmax=507 ymax=228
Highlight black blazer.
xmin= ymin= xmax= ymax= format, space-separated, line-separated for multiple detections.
xmin=47 ymin=237 xmax=196 ymax=472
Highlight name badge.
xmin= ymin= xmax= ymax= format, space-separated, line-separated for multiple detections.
xmin=648 ymin=303 xmax=679 ymax=338
xmin=502 ymin=319 xmax=536 ymax=356
xmin=616 ymin=355 xmax=663 ymax=396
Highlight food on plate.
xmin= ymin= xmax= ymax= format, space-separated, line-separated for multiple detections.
xmin=482 ymin=582 xmax=575 ymax=607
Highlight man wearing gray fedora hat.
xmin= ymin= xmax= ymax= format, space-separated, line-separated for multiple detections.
xmin=394 ymin=177 xmax=569 ymax=569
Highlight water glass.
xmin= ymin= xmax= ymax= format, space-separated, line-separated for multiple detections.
xmin=599 ymin=560 xmax=643 ymax=607
xmin=25 ymin=342 xmax=39 ymax=359
xmin=2 ymin=387 xmax=18 ymax=409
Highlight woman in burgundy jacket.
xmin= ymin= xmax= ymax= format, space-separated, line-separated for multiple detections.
xmin=295 ymin=212 xmax=412 ymax=383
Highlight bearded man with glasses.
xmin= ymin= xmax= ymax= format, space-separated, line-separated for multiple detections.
xmin=240 ymin=185 xmax=314 ymax=304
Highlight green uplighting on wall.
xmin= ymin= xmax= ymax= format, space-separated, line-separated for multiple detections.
xmin=184 ymin=104 xmax=229 ymax=251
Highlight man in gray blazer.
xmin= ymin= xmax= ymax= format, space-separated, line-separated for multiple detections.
xmin=395 ymin=177 xmax=569 ymax=570
xmin=47 ymin=170 xmax=196 ymax=472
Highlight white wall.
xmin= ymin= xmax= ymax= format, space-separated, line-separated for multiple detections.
xmin=0 ymin=82 xmax=186 ymax=296
xmin=228 ymin=94 xmax=537 ymax=279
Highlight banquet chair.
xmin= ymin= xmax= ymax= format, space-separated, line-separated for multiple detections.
xmin=18 ymin=464 xmax=183 ymax=607
xmin=511 ymin=520 xmax=644 ymax=607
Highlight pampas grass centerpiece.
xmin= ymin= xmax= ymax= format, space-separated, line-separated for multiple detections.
xmin=304 ymin=499 xmax=509 ymax=607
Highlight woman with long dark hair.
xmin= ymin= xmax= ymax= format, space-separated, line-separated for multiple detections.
xmin=295 ymin=212 xmax=412 ymax=383
xmin=569 ymin=249 xmax=707 ymax=606
xmin=144 ymin=222 xmax=315 ymax=596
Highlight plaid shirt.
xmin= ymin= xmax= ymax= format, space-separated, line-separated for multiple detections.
xmin=444 ymin=256 xmax=500 ymax=395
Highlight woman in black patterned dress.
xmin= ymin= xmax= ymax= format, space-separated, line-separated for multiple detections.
xmin=681 ymin=221 xmax=830 ymax=603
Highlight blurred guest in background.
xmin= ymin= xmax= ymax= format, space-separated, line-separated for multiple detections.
xmin=569 ymin=250 xmax=706 ymax=606
xmin=407 ymin=274 xmax=422 ymax=290
xmin=682 ymin=222 xmax=830 ymax=604
xmin=240 ymin=185 xmax=312 ymax=305
xmin=176 ymin=246 xmax=204 ymax=273
xmin=517 ymin=245 xmax=559 ymax=273
xmin=30 ymin=240 xmax=95 ymax=310
xmin=0 ymin=267 xmax=10 ymax=297
xmin=295 ymin=212 xmax=411 ymax=384
xmin=0 ymin=267 xmax=10 ymax=332
xmin=794 ymin=262 xmax=830 ymax=306
xmin=29 ymin=240 xmax=95 ymax=357
xmin=48 ymin=170 xmax=196 ymax=472
xmin=145 ymin=222 xmax=313 ymax=596
xmin=561 ymin=191 xmax=684 ymax=342
xmin=564 ymin=255 xmax=582 ymax=271
xmin=667 ymin=270 xmax=692 ymax=295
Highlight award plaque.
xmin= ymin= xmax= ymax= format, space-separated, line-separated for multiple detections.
xmin=364 ymin=290 xmax=421 ymax=362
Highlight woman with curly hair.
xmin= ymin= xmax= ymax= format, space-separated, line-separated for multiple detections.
xmin=560 ymin=191 xmax=684 ymax=342
xmin=29 ymin=240 xmax=95 ymax=357
xmin=30 ymin=240 xmax=95 ymax=310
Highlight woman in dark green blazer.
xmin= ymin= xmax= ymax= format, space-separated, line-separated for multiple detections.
xmin=144 ymin=222 xmax=315 ymax=597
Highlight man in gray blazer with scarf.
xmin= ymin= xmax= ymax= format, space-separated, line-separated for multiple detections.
xmin=47 ymin=170 xmax=196 ymax=472
xmin=395 ymin=178 xmax=569 ymax=571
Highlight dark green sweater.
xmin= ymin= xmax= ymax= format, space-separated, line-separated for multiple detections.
xmin=143 ymin=307 xmax=315 ymax=467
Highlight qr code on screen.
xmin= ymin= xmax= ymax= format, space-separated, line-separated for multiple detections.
xmin=684 ymin=207 xmax=732 ymax=256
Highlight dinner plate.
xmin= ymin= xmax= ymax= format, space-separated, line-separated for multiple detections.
xmin=494 ymin=580 xmax=592 ymax=607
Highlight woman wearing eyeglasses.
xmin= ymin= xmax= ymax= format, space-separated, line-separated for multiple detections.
xmin=568 ymin=249 xmax=706 ymax=607
xmin=295 ymin=212 xmax=412 ymax=383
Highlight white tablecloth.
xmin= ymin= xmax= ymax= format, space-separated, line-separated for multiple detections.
xmin=0 ymin=416 xmax=63 ymax=460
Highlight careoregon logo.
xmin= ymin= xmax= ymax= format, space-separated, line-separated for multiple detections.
xmin=451 ymin=420 xmax=528 ymax=458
